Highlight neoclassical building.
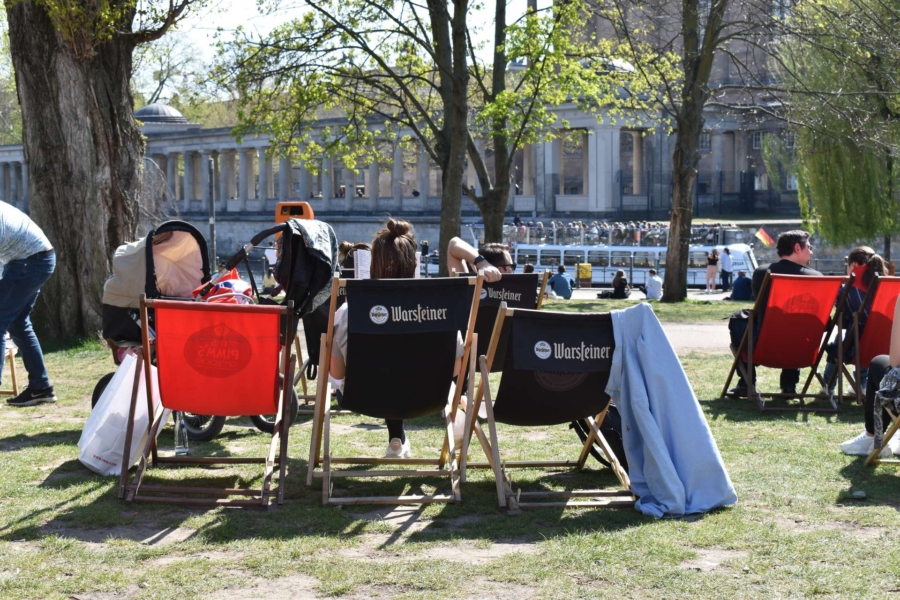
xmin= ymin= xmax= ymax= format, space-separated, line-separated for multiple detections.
xmin=0 ymin=100 xmax=797 ymax=220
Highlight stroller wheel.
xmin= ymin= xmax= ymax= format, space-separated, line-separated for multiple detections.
xmin=91 ymin=372 xmax=116 ymax=409
xmin=250 ymin=389 xmax=299 ymax=434
xmin=180 ymin=413 xmax=227 ymax=441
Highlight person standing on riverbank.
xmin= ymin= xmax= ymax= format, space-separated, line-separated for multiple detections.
xmin=720 ymin=247 xmax=733 ymax=292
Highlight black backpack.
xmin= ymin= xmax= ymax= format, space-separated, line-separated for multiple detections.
xmin=569 ymin=405 xmax=628 ymax=473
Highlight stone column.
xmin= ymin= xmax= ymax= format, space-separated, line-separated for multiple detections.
xmin=368 ymin=159 xmax=379 ymax=207
xmin=343 ymin=163 xmax=356 ymax=203
xmin=258 ymin=148 xmax=269 ymax=202
xmin=0 ymin=163 xmax=6 ymax=201
xmin=238 ymin=148 xmax=249 ymax=208
xmin=224 ymin=150 xmax=240 ymax=212
xmin=392 ymin=141 xmax=403 ymax=203
xmin=10 ymin=161 xmax=19 ymax=205
xmin=182 ymin=151 xmax=194 ymax=212
xmin=523 ymin=144 xmax=535 ymax=195
xmin=417 ymin=143 xmax=429 ymax=199
xmin=711 ymin=131 xmax=723 ymax=203
xmin=298 ymin=158 xmax=310 ymax=200
xmin=218 ymin=151 xmax=228 ymax=206
xmin=279 ymin=156 xmax=291 ymax=201
xmin=21 ymin=162 xmax=28 ymax=211
xmin=582 ymin=131 xmax=590 ymax=195
xmin=166 ymin=152 xmax=178 ymax=204
xmin=632 ymin=132 xmax=644 ymax=194
xmin=212 ymin=153 xmax=221 ymax=204
xmin=201 ymin=150 xmax=213 ymax=207
xmin=321 ymin=155 xmax=333 ymax=200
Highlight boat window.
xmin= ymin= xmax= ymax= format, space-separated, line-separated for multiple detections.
xmin=539 ymin=249 xmax=561 ymax=266
xmin=689 ymin=252 xmax=708 ymax=268
xmin=587 ymin=251 xmax=609 ymax=267
xmin=610 ymin=251 xmax=631 ymax=267
xmin=658 ymin=252 xmax=667 ymax=267
xmin=564 ymin=250 xmax=585 ymax=266
xmin=633 ymin=252 xmax=654 ymax=268
xmin=516 ymin=248 xmax=537 ymax=266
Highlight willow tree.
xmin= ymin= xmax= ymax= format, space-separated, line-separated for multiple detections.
xmin=772 ymin=0 xmax=900 ymax=260
xmin=5 ymin=0 xmax=203 ymax=336
xmin=215 ymin=0 xmax=657 ymax=272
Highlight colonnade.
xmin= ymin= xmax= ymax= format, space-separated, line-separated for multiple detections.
xmin=0 ymin=160 xmax=28 ymax=209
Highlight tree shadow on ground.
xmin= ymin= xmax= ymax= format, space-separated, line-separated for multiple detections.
xmin=837 ymin=457 xmax=900 ymax=511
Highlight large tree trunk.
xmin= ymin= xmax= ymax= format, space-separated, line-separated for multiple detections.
xmin=663 ymin=143 xmax=697 ymax=301
xmin=7 ymin=2 xmax=143 ymax=337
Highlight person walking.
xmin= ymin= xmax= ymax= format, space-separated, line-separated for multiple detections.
xmin=1 ymin=201 xmax=57 ymax=406
xmin=720 ymin=247 xmax=733 ymax=292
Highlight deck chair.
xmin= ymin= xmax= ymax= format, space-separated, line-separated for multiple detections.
xmin=1 ymin=342 xmax=18 ymax=397
xmin=119 ymin=298 xmax=295 ymax=507
xmin=835 ymin=276 xmax=900 ymax=403
xmin=452 ymin=271 xmax=550 ymax=372
xmin=721 ymin=273 xmax=851 ymax=413
xmin=306 ymin=275 xmax=483 ymax=505
xmin=866 ymin=294 xmax=900 ymax=467
xmin=461 ymin=304 xmax=634 ymax=510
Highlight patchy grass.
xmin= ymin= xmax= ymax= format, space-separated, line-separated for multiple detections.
xmin=544 ymin=297 xmax=752 ymax=322
xmin=0 ymin=320 xmax=898 ymax=599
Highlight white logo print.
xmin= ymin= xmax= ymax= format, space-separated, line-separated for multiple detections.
xmin=369 ymin=305 xmax=389 ymax=325
xmin=534 ymin=341 xmax=551 ymax=359
xmin=480 ymin=288 xmax=488 ymax=300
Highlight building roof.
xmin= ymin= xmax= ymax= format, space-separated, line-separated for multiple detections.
xmin=135 ymin=103 xmax=188 ymax=124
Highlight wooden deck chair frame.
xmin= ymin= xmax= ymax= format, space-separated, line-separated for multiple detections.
xmin=306 ymin=274 xmax=483 ymax=506
xmin=827 ymin=276 xmax=900 ymax=404
xmin=1 ymin=345 xmax=19 ymax=397
xmin=721 ymin=272 xmax=852 ymax=413
xmin=459 ymin=304 xmax=634 ymax=511
xmin=119 ymin=297 xmax=295 ymax=508
xmin=865 ymin=407 xmax=900 ymax=467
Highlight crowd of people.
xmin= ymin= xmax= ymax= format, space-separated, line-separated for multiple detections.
xmin=505 ymin=215 xmax=739 ymax=248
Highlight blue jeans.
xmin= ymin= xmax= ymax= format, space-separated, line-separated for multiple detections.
xmin=0 ymin=250 xmax=56 ymax=389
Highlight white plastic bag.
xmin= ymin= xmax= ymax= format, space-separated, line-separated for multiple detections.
xmin=78 ymin=353 xmax=169 ymax=476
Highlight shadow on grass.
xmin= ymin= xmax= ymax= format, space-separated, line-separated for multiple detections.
xmin=836 ymin=457 xmax=900 ymax=511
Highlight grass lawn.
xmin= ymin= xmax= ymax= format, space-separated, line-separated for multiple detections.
xmin=0 ymin=302 xmax=897 ymax=599
xmin=543 ymin=297 xmax=753 ymax=322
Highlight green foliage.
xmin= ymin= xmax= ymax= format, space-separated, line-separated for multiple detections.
xmin=776 ymin=0 xmax=900 ymax=243
xmin=212 ymin=0 xmax=667 ymax=176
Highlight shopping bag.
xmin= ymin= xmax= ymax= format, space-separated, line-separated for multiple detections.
xmin=78 ymin=353 xmax=169 ymax=476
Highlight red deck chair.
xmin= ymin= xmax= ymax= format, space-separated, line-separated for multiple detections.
xmin=721 ymin=273 xmax=851 ymax=412
xmin=119 ymin=298 xmax=295 ymax=508
xmin=846 ymin=277 xmax=900 ymax=402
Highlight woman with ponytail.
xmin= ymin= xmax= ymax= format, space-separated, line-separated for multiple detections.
xmin=824 ymin=246 xmax=886 ymax=397
xmin=328 ymin=219 xmax=465 ymax=458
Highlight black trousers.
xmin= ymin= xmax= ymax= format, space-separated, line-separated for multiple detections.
xmin=865 ymin=355 xmax=892 ymax=435
xmin=729 ymin=316 xmax=800 ymax=390
xmin=336 ymin=390 xmax=405 ymax=441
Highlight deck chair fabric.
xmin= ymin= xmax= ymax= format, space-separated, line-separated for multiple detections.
xmin=119 ymin=298 xmax=294 ymax=508
xmin=722 ymin=273 xmax=850 ymax=412
xmin=853 ymin=277 xmax=900 ymax=389
xmin=608 ymin=303 xmax=737 ymax=518
xmin=307 ymin=275 xmax=482 ymax=506
xmin=462 ymin=306 xmax=634 ymax=510
xmin=455 ymin=271 xmax=549 ymax=372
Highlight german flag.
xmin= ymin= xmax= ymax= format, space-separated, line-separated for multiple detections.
xmin=754 ymin=227 xmax=775 ymax=247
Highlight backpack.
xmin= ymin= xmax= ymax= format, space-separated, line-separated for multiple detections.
xmin=569 ymin=404 xmax=628 ymax=473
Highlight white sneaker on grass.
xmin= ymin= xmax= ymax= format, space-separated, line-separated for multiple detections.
xmin=888 ymin=435 xmax=900 ymax=456
xmin=385 ymin=437 xmax=411 ymax=459
xmin=840 ymin=431 xmax=891 ymax=458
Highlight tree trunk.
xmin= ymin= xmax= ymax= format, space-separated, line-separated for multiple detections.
xmin=481 ymin=188 xmax=508 ymax=242
xmin=7 ymin=3 xmax=143 ymax=337
xmin=662 ymin=143 xmax=697 ymax=301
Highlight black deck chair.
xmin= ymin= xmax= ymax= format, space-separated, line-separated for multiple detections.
xmin=461 ymin=304 xmax=634 ymax=510
xmin=306 ymin=274 xmax=483 ymax=505
xmin=453 ymin=271 xmax=550 ymax=372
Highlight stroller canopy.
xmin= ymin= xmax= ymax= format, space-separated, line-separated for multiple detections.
xmin=103 ymin=221 xmax=211 ymax=309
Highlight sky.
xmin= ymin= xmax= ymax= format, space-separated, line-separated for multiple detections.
xmin=176 ymin=0 xmax=547 ymax=64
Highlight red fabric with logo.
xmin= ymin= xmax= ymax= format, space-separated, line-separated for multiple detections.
xmin=152 ymin=300 xmax=282 ymax=415
xmin=858 ymin=278 xmax=900 ymax=367
xmin=753 ymin=275 xmax=845 ymax=370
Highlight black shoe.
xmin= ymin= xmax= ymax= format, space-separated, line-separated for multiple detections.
xmin=727 ymin=385 xmax=748 ymax=397
xmin=781 ymin=387 xmax=797 ymax=395
xmin=7 ymin=386 xmax=57 ymax=407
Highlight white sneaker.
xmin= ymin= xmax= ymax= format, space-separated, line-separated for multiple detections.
xmin=888 ymin=435 xmax=900 ymax=456
xmin=840 ymin=431 xmax=891 ymax=457
xmin=385 ymin=437 xmax=411 ymax=459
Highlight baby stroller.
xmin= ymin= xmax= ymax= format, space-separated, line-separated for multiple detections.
xmin=94 ymin=220 xmax=227 ymax=441
xmin=208 ymin=217 xmax=339 ymax=431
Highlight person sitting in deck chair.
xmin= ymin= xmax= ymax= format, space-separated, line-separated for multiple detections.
xmin=821 ymin=247 xmax=886 ymax=394
xmin=330 ymin=219 xmax=466 ymax=458
xmin=446 ymin=236 xmax=508 ymax=282
xmin=728 ymin=230 xmax=821 ymax=396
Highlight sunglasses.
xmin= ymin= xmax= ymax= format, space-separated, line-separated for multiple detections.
xmin=496 ymin=263 xmax=517 ymax=271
